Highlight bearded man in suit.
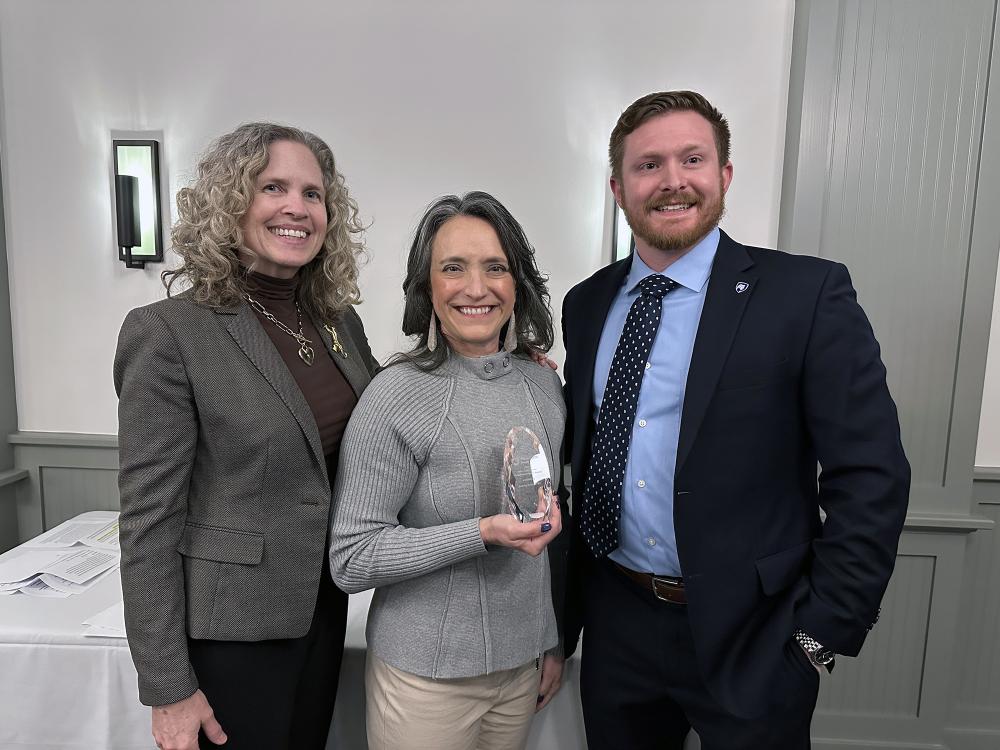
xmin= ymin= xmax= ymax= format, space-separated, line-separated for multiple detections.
xmin=561 ymin=90 xmax=910 ymax=750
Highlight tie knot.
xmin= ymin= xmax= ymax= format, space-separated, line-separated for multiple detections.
xmin=638 ymin=274 xmax=677 ymax=300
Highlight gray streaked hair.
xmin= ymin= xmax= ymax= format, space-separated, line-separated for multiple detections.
xmin=391 ymin=191 xmax=553 ymax=371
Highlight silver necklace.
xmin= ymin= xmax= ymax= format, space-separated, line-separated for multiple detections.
xmin=245 ymin=293 xmax=315 ymax=366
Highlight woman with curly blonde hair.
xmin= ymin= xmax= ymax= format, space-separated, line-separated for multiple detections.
xmin=115 ymin=122 xmax=380 ymax=750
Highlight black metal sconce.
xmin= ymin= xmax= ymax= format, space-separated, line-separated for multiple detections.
xmin=113 ymin=140 xmax=163 ymax=269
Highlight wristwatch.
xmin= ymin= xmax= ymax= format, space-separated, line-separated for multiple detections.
xmin=792 ymin=629 xmax=835 ymax=673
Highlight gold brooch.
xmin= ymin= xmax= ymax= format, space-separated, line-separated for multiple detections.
xmin=324 ymin=324 xmax=348 ymax=358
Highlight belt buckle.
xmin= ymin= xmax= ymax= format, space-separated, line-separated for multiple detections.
xmin=650 ymin=575 xmax=683 ymax=603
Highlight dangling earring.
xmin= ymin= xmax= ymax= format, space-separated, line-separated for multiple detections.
xmin=503 ymin=310 xmax=517 ymax=352
xmin=427 ymin=309 xmax=438 ymax=352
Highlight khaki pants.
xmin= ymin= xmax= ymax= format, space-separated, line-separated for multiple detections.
xmin=365 ymin=652 xmax=541 ymax=750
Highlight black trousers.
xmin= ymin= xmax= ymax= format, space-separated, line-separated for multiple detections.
xmin=579 ymin=557 xmax=818 ymax=750
xmin=187 ymin=568 xmax=348 ymax=750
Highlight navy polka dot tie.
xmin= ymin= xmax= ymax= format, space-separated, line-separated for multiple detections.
xmin=580 ymin=273 xmax=678 ymax=558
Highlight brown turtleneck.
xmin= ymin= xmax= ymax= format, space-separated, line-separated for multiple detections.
xmin=245 ymin=271 xmax=357 ymax=466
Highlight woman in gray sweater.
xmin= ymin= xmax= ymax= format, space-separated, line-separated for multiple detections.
xmin=329 ymin=192 xmax=567 ymax=750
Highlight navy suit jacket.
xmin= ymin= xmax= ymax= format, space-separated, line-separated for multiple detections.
xmin=561 ymin=231 xmax=910 ymax=718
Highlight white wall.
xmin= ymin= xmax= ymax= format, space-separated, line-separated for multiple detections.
xmin=2 ymin=0 xmax=789 ymax=434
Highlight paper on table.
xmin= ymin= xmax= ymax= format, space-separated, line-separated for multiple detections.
xmin=39 ymin=549 xmax=119 ymax=585
xmin=83 ymin=600 xmax=127 ymax=638
xmin=39 ymin=564 xmax=119 ymax=594
xmin=0 ymin=549 xmax=68 ymax=585
xmin=0 ymin=579 xmax=31 ymax=592
xmin=0 ymin=530 xmax=121 ymax=595
xmin=23 ymin=517 xmax=120 ymax=552
xmin=77 ymin=519 xmax=119 ymax=551
xmin=19 ymin=577 xmax=72 ymax=598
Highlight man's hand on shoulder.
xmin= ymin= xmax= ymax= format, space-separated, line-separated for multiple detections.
xmin=152 ymin=689 xmax=227 ymax=750
xmin=529 ymin=350 xmax=559 ymax=371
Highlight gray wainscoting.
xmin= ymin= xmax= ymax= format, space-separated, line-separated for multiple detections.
xmin=946 ymin=471 xmax=1000 ymax=750
xmin=5 ymin=431 xmax=1000 ymax=747
xmin=780 ymin=2 xmax=1000 ymax=742
xmin=9 ymin=432 xmax=118 ymax=541
xmin=0 ymin=483 xmax=21 ymax=553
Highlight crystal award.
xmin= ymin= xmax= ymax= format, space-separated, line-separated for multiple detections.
xmin=501 ymin=426 xmax=553 ymax=523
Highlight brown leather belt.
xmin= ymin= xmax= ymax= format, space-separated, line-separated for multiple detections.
xmin=613 ymin=562 xmax=687 ymax=605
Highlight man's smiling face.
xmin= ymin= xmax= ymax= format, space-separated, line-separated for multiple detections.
xmin=612 ymin=110 xmax=733 ymax=268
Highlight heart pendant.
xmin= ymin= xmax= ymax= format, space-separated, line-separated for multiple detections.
xmin=298 ymin=343 xmax=315 ymax=366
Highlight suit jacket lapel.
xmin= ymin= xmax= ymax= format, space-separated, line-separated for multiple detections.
xmin=314 ymin=313 xmax=371 ymax=399
xmin=573 ymin=257 xmax=632 ymax=445
xmin=223 ymin=306 xmax=326 ymax=471
xmin=677 ymin=233 xmax=756 ymax=473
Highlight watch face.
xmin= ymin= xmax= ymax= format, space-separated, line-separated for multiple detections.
xmin=814 ymin=649 xmax=835 ymax=665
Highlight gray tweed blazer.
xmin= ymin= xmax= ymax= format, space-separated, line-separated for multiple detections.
xmin=114 ymin=293 xmax=378 ymax=707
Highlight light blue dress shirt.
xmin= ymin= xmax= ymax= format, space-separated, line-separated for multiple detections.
xmin=593 ymin=228 xmax=719 ymax=576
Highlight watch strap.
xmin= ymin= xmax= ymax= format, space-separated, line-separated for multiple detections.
xmin=792 ymin=628 xmax=835 ymax=673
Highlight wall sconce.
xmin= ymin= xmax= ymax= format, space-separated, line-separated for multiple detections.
xmin=113 ymin=139 xmax=163 ymax=269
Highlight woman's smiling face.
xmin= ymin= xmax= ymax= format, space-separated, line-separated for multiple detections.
xmin=429 ymin=215 xmax=515 ymax=357
xmin=239 ymin=140 xmax=327 ymax=278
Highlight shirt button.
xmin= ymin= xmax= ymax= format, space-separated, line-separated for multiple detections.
xmin=502 ymin=356 xmax=510 ymax=368
xmin=645 ymin=362 xmax=651 ymax=370
xmin=638 ymin=419 xmax=647 ymax=428
xmin=484 ymin=362 xmax=494 ymax=373
xmin=647 ymin=537 xmax=656 ymax=547
xmin=637 ymin=479 xmax=646 ymax=488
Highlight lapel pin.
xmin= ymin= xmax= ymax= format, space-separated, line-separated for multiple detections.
xmin=735 ymin=281 xmax=750 ymax=294
xmin=324 ymin=324 xmax=349 ymax=358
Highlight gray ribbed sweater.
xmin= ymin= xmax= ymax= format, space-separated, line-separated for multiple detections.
xmin=329 ymin=350 xmax=566 ymax=678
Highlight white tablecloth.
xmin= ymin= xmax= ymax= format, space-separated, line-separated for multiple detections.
xmin=0 ymin=513 xmax=588 ymax=749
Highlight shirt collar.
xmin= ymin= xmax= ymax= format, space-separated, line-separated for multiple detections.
xmin=625 ymin=227 xmax=720 ymax=295
xmin=443 ymin=349 xmax=517 ymax=381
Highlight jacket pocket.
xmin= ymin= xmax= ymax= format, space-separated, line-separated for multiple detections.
xmin=755 ymin=540 xmax=810 ymax=596
xmin=177 ymin=522 xmax=264 ymax=565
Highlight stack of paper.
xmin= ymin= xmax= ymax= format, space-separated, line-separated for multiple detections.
xmin=22 ymin=514 xmax=120 ymax=553
xmin=0 ymin=513 xmax=121 ymax=597
xmin=83 ymin=600 xmax=127 ymax=638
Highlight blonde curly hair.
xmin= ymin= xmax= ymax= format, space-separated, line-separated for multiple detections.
xmin=164 ymin=122 xmax=365 ymax=320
